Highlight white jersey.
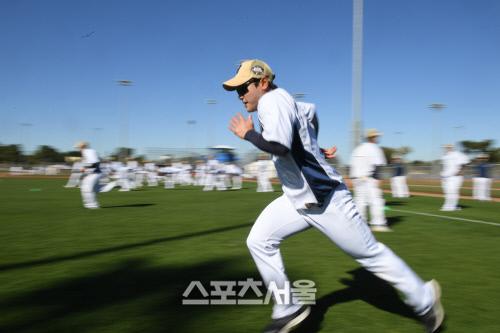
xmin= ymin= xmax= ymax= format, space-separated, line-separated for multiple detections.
xmin=441 ymin=150 xmax=470 ymax=177
xmin=257 ymin=88 xmax=343 ymax=209
xmin=81 ymin=148 xmax=100 ymax=173
xmin=81 ymin=148 xmax=99 ymax=165
xmin=349 ymin=142 xmax=387 ymax=179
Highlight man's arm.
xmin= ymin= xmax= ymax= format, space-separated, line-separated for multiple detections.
xmin=229 ymin=113 xmax=289 ymax=156
xmin=244 ymin=130 xmax=289 ymax=156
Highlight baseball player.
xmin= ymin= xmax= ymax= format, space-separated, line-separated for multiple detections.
xmin=349 ymin=129 xmax=390 ymax=231
xmin=256 ymin=154 xmax=273 ymax=192
xmin=224 ymin=59 xmax=444 ymax=333
xmin=472 ymin=154 xmax=492 ymax=201
xmin=390 ymin=155 xmax=410 ymax=198
xmin=75 ymin=141 xmax=102 ymax=209
xmin=440 ymin=144 xmax=470 ymax=211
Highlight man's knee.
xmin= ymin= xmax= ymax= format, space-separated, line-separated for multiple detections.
xmin=246 ymin=232 xmax=277 ymax=255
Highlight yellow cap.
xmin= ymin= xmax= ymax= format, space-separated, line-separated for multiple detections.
xmin=74 ymin=141 xmax=88 ymax=149
xmin=366 ymin=129 xmax=382 ymax=138
xmin=223 ymin=59 xmax=275 ymax=91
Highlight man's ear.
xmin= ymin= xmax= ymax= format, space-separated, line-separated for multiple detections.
xmin=260 ymin=77 xmax=270 ymax=90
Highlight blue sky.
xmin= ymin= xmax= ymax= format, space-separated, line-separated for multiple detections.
xmin=1 ymin=0 xmax=499 ymax=162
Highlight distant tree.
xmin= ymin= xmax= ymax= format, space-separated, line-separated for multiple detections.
xmin=409 ymin=160 xmax=430 ymax=166
xmin=396 ymin=146 xmax=413 ymax=157
xmin=64 ymin=150 xmax=81 ymax=158
xmin=0 ymin=144 xmax=25 ymax=163
xmin=32 ymin=145 xmax=64 ymax=163
xmin=488 ymin=148 xmax=500 ymax=163
xmin=381 ymin=147 xmax=396 ymax=163
xmin=111 ymin=147 xmax=135 ymax=161
xmin=460 ymin=140 xmax=493 ymax=154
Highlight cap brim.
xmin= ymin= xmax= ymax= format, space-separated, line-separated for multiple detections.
xmin=222 ymin=73 xmax=253 ymax=91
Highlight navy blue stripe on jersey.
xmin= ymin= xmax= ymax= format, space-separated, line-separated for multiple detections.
xmin=477 ymin=164 xmax=490 ymax=178
xmin=393 ymin=164 xmax=405 ymax=177
xmin=291 ymin=124 xmax=339 ymax=204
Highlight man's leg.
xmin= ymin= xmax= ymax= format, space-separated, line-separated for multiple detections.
xmin=353 ymin=179 xmax=368 ymax=221
xmin=301 ymin=184 xmax=436 ymax=316
xmin=80 ymin=173 xmax=100 ymax=208
xmin=247 ymin=194 xmax=311 ymax=319
xmin=368 ymin=178 xmax=387 ymax=226
xmin=484 ymin=178 xmax=492 ymax=201
xmin=441 ymin=177 xmax=453 ymax=210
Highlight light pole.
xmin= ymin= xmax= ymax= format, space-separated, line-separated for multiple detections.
xmin=293 ymin=93 xmax=306 ymax=100
xmin=453 ymin=125 xmax=464 ymax=146
xmin=19 ymin=122 xmax=33 ymax=154
xmin=117 ymin=80 xmax=133 ymax=155
xmin=428 ymin=103 xmax=446 ymax=174
xmin=351 ymin=0 xmax=364 ymax=153
xmin=206 ymin=99 xmax=217 ymax=147
xmin=92 ymin=127 xmax=103 ymax=155
xmin=186 ymin=120 xmax=197 ymax=154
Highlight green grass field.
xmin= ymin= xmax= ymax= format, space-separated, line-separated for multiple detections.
xmin=0 ymin=178 xmax=499 ymax=333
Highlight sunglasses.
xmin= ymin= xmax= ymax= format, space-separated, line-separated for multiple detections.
xmin=236 ymin=79 xmax=260 ymax=97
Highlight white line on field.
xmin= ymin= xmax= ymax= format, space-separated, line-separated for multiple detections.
xmin=390 ymin=209 xmax=500 ymax=227
xmin=407 ymin=184 xmax=500 ymax=191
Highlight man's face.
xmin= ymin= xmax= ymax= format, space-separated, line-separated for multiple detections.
xmin=236 ymin=78 xmax=267 ymax=112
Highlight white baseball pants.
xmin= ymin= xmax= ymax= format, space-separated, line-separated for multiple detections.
xmin=247 ymin=184 xmax=434 ymax=319
xmin=352 ymin=177 xmax=387 ymax=226
xmin=473 ymin=177 xmax=491 ymax=201
xmin=391 ymin=176 xmax=410 ymax=198
xmin=441 ymin=175 xmax=463 ymax=210
xmin=80 ymin=173 xmax=102 ymax=208
xmin=257 ymin=173 xmax=273 ymax=192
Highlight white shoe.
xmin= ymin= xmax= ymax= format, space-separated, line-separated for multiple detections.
xmin=370 ymin=225 xmax=392 ymax=232
xmin=420 ymin=279 xmax=445 ymax=333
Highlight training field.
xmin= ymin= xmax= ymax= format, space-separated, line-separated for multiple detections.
xmin=0 ymin=178 xmax=499 ymax=333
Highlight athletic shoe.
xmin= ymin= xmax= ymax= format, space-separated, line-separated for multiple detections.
xmin=262 ymin=305 xmax=311 ymax=333
xmin=420 ymin=279 xmax=445 ymax=333
xmin=370 ymin=225 xmax=392 ymax=232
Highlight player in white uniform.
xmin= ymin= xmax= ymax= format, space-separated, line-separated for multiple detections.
xmin=224 ymin=59 xmax=444 ymax=333
xmin=256 ymin=155 xmax=273 ymax=192
xmin=349 ymin=129 xmax=390 ymax=231
xmin=390 ymin=155 xmax=410 ymax=198
xmin=75 ymin=141 xmax=102 ymax=209
xmin=440 ymin=144 xmax=470 ymax=211
xmin=472 ymin=154 xmax=492 ymax=201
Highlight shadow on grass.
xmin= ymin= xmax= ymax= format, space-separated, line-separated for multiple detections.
xmin=385 ymin=200 xmax=409 ymax=206
xmin=0 ymin=257 xmax=260 ymax=333
xmin=295 ymin=268 xmax=419 ymax=333
xmin=386 ymin=216 xmax=404 ymax=227
xmin=103 ymin=203 xmax=156 ymax=208
xmin=0 ymin=222 xmax=253 ymax=272
xmin=0 ymin=261 xmax=438 ymax=333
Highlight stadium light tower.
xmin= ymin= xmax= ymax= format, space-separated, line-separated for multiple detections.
xmin=206 ymin=99 xmax=217 ymax=146
xmin=92 ymin=127 xmax=103 ymax=155
xmin=117 ymin=80 xmax=133 ymax=153
xmin=428 ymin=103 xmax=446 ymax=174
xmin=351 ymin=0 xmax=364 ymax=153
xmin=293 ymin=93 xmax=306 ymax=100
xmin=19 ymin=122 xmax=33 ymax=154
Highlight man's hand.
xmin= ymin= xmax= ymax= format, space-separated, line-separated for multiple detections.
xmin=229 ymin=113 xmax=254 ymax=139
xmin=321 ymin=146 xmax=337 ymax=159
